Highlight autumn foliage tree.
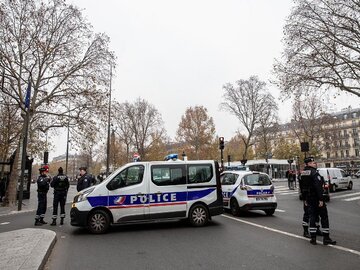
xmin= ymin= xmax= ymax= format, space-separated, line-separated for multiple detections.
xmin=176 ymin=106 xmax=217 ymax=160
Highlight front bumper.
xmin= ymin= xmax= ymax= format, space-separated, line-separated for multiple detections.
xmin=70 ymin=207 xmax=89 ymax=227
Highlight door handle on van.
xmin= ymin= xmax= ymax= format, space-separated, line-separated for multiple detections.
xmin=137 ymin=192 xmax=145 ymax=196
xmin=155 ymin=191 xmax=162 ymax=195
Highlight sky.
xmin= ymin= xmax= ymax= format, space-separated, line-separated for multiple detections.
xmin=49 ymin=0 xmax=359 ymax=159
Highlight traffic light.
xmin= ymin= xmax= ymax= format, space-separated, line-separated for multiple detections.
xmin=219 ymin=137 xmax=224 ymax=150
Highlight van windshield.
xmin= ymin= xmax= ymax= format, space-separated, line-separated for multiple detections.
xmin=244 ymin=174 xmax=271 ymax=186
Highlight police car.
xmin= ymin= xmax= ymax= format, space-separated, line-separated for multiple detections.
xmin=221 ymin=170 xmax=277 ymax=216
xmin=70 ymin=158 xmax=223 ymax=233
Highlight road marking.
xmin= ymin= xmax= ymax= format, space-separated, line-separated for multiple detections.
xmin=343 ymin=196 xmax=360 ymax=202
xmin=331 ymin=192 xmax=360 ymax=199
xmin=0 ymin=222 xmax=10 ymax=225
xmin=277 ymin=192 xmax=298 ymax=195
xmin=275 ymin=209 xmax=285 ymax=212
xmin=221 ymin=214 xmax=360 ymax=257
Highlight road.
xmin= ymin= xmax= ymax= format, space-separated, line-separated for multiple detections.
xmin=0 ymin=179 xmax=359 ymax=269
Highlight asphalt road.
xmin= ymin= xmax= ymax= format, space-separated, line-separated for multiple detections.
xmin=0 ymin=179 xmax=359 ymax=270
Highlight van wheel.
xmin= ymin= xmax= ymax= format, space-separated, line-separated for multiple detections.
xmin=88 ymin=210 xmax=110 ymax=234
xmin=330 ymin=184 xmax=336 ymax=193
xmin=347 ymin=181 xmax=353 ymax=190
xmin=264 ymin=209 xmax=275 ymax=216
xmin=230 ymin=198 xmax=240 ymax=216
xmin=189 ymin=204 xmax=209 ymax=227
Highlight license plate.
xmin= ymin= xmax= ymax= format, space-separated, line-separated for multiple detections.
xmin=256 ymin=197 xmax=268 ymax=201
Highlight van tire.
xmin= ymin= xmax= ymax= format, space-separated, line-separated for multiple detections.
xmin=347 ymin=181 xmax=353 ymax=190
xmin=230 ymin=198 xmax=240 ymax=216
xmin=189 ymin=204 xmax=209 ymax=227
xmin=330 ymin=184 xmax=336 ymax=193
xmin=88 ymin=209 xmax=110 ymax=234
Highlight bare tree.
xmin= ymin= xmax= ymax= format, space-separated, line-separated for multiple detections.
xmin=176 ymin=106 xmax=216 ymax=160
xmin=220 ymin=76 xmax=278 ymax=160
xmin=113 ymin=98 xmax=166 ymax=161
xmin=290 ymin=92 xmax=333 ymax=156
xmin=0 ymin=0 xmax=113 ymax=206
xmin=274 ymin=0 xmax=360 ymax=97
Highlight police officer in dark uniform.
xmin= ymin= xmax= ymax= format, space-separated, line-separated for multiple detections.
xmin=76 ymin=166 xmax=93 ymax=192
xmin=50 ymin=167 xmax=70 ymax=226
xmin=301 ymin=157 xmax=336 ymax=245
xmin=35 ymin=167 xmax=50 ymax=226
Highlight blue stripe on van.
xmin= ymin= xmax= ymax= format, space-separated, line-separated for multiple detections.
xmin=87 ymin=188 xmax=216 ymax=208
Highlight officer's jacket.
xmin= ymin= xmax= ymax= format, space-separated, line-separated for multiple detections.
xmin=77 ymin=173 xmax=93 ymax=192
xmin=37 ymin=174 xmax=50 ymax=193
xmin=301 ymin=166 xmax=325 ymax=202
xmin=51 ymin=173 xmax=70 ymax=192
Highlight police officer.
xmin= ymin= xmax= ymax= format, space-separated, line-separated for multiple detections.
xmin=76 ymin=166 xmax=93 ymax=192
xmin=35 ymin=167 xmax=50 ymax=226
xmin=301 ymin=157 xmax=336 ymax=245
xmin=50 ymin=167 xmax=70 ymax=226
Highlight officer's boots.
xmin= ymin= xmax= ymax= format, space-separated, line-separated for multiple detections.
xmin=60 ymin=217 xmax=64 ymax=225
xmin=309 ymin=233 xmax=317 ymax=245
xmin=323 ymin=234 xmax=336 ymax=245
xmin=34 ymin=219 xmax=42 ymax=226
xmin=50 ymin=218 xmax=57 ymax=226
xmin=39 ymin=217 xmax=47 ymax=224
xmin=303 ymin=226 xmax=310 ymax=238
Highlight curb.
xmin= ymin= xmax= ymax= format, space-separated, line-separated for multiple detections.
xmin=0 ymin=228 xmax=56 ymax=270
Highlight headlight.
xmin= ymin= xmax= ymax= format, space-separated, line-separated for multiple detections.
xmin=75 ymin=187 xmax=95 ymax=203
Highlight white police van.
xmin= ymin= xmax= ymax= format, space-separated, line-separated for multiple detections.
xmin=71 ymin=158 xmax=223 ymax=233
xmin=221 ymin=170 xmax=277 ymax=216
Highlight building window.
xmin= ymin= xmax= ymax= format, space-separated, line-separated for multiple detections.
xmin=356 ymin=149 xmax=359 ymax=157
xmin=341 ymin=151 xmax=344 ymax=158
xmin=335 ymin=152 xmax=338 ymax=158
xmin=346 ymin=150 xmax=349 ymax=157
xmin=326 ymin=152 xmax=330 ymax=159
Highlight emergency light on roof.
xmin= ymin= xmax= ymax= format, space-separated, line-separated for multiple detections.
xmin=164 ymin=153 xmax=178 ymax=161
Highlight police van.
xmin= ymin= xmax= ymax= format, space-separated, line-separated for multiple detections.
xmin=71 ymin=159 xmax=223 ymax=233
xmin=221 ymin=170 xmax=277 ymax=216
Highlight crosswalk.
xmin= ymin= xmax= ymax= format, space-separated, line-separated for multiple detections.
xmin=275 ymin=185 xmax=360 ymax=202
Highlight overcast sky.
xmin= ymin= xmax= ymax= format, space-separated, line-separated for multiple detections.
xmin=50 ymin=0 xmax=358 ymax=159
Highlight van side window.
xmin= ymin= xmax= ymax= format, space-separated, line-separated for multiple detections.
xmin=151 ymin=165 xmax=186 ymax=186
xmin=107 ymin=165 xmax=144 ymax=190
xmin=188 ymin=164 xmax=213 ymax=183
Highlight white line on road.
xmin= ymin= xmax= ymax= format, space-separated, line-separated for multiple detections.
xmin=331 ymin=192 xmax=360 ymax=199
xmin=0 ymin=222 xmax=10 ymax=225
xmin=343 ymin=196 xmax=360 ymax=202
xmin=277 ymin=192 xmax=298 ymax=195
xmin=275 ymin=209 xmax=285 ymax=212
xmin=221 ymin=214 xmax=360 ymax=257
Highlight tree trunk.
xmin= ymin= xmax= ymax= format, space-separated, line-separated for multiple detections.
xmin=3 ymin=143 xmax=20 ymax=207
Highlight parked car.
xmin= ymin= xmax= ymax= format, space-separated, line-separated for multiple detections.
xmin=317 ymin=168 xmax=353 ymax=192
xmin=355 ymin=170 xmax=360 ymax=178
xmin=221 ymin=171 xmax=277 ymax=216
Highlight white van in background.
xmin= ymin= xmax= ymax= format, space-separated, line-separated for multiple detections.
xmin=317 ymin=168 xmax=353 ymax=192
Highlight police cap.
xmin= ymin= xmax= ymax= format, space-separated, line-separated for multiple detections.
xmin=79 ymin=166 xmax=87 ymax=171
xmin=39 ymin=167 xmax=46 ymax=172
xmin=304 ymin=156 xmax=315 ymax=164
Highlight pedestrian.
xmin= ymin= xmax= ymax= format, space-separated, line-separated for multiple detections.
xmin=35 ymin=167 xmax=50 ymax=226
xmin=76 ymin=166 xmax=93 ymax=192
xmin=0 ymin=177 xmax=6 ymax=203
xmin=50 ymin=167 xmax=70 ymax=226
xmin=300 ymin=156 xmax=336 ymax=245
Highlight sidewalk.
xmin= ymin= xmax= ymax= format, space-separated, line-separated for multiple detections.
xmin=0 ymin=185 xmax=78 ymax=270
xmin=0 ymin=228 xmax=56 ymax=270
